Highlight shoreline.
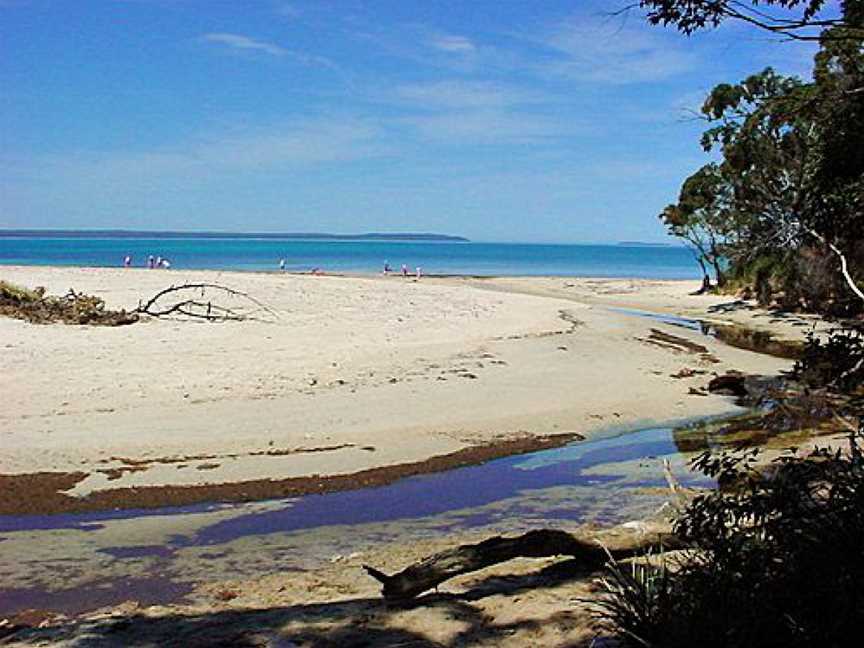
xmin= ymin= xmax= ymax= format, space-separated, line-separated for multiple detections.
xmin=0 ymin=432 xmax=580 ymax=516
xmin=0 ymin=409 xmax=745 ymax=518
xmin=0 ymin=261 xmax=700 ymax=282
xmin=1 ymin=266 xmax=795 ymax=516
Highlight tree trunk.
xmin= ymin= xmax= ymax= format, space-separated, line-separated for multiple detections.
xmin=695 ymin=257 xmax=712 ymax=294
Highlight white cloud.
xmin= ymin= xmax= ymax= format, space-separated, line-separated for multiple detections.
xmin=16 ymin=118 xmax=393 ymax=193
xmin=202 ymin=33 xmax=287 ymax=57
xmin=535 ymin=12 xmax=697 ymax=83
xmin=400 ymin=109 xmax=583 ymax=144
xmin=430 ymin=34 xmax=476 ymax=53
xmin=200 ymin=32 xmax=338 ymax=69
xmin=193 ymin=119 xmax=387 ymax=168
xmin=394 ymin=81 xmax=547 ymax=109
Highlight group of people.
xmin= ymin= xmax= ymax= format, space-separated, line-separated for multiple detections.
xmin=278 ymin=259 xmax=323 ymax=274
xmin=383 ymin=261 xmax=422 ymax=279
xmin=275 ymin=259 xmax=419 ymax=277
xmin=122 ymin=255 xmax=171 ymax=269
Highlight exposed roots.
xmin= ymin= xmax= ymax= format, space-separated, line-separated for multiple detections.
xmin=0 ymin=281 xmax=138 ymax=326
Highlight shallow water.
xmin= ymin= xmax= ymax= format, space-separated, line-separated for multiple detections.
xmin=0 ymin=422 xmax=719 ymax=617
xmin=606 ymin=307 xmax=706 ymax=332
xmin=608 ymin=306 xmax=803 ymax=359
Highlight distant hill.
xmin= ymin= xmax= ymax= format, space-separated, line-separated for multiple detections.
xmin=617 ymin=241 xmax=673 ymax=247
xmin=0 ymin=229 xmax=470 ymax=242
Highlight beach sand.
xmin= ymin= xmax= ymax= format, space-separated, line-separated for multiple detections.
xmin=0 ymin=266 xmax=818 ymax=646
xmin=0 ymin=266 xmax=796 ymax=514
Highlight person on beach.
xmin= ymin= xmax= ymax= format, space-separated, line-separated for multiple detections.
xmin=383 ymin=260 xmax=391 ymax=275
xmin=279 ymin=259 xmax=286 ymax=271
xmin=401 ymin=263 xmax=408 ymax=277
xmin=416 ymin=266 xmax=422 ymax=279
xmin=160 ymin=258 xmax=171 ymax=269
xmin=123 ymin=255 xmax=131 ymax=268
xmin=147 ymin=255 xmax=155 ymax=269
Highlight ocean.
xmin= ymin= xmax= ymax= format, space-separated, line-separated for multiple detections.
xmin=0 ymin=235 xmax=698 ymax=279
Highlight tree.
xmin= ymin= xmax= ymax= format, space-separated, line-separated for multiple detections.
xmin=699 ymin=68 xmax=815 ymax=258
xmin=637 ymin=0 xmax=863 ymax=42
xmin=661 ymin=68 xmax=819 ymax=299
xmin=660 ymin=164 xmax=732 ymax=290
xmin=805 ymin=26 xmax=864 ymax=254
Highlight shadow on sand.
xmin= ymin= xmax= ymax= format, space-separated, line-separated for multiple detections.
xmin=6 ymin=559 xmax=604 ymax=647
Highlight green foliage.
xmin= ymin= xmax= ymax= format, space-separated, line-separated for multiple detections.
xmin=639 ymin=1 xmax=863 ymax=41
xmin=659 ymin=66 xmax=814 ymax=291
xmin=793 ymin=327 xmax=864 ymax=391
xmin=659 ymin=164 xmax=732 ymax=287
xmin=658 ymin=25 xmax=864 ymax=312
xmin=594 ymin=428 xmax=864 ymax=647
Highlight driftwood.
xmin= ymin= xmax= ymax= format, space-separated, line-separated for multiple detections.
xmin=0 ymin=280 xmax=276 ymax=326
xmin=134 ymin=283 xmax=278 ymax=322
xmin=363 ymin=529 xmax=685 ymax=601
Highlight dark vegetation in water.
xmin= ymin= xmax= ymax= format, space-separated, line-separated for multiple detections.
xmin=709 ymin=322 xmax=803 ymax=360
xmin=0 ymin=280 xmax=138 ymax=326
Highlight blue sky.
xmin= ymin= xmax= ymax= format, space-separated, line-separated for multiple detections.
xmin=0 ymin=0 xmax=819 ymax=242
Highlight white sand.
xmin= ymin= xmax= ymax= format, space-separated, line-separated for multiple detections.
xmin=0 ymin=266 xmax=792 ymax=496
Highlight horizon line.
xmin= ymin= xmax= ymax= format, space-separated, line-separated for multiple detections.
xmin=0 ymin=228 xmax=679 ymax=246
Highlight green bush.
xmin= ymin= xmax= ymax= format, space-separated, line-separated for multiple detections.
xmin=593 ymin=428 xmax=864 ymax=647
xmin=792 ymin=328 xmax=864 ymax=392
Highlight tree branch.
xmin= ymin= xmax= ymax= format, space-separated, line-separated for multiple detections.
xmin=134 ymin=283 xmax=279 ymax=322
xmin=804 ymin=228 xmax=864 ymax=303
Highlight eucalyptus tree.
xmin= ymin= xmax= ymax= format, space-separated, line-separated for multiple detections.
xmin=638 ymin=0 xmax=864 ymax=41
xmin=660 ymin=68 xmax=818 ymax=296
xmin=644 ymin=1 xmax=864 ymax=310
xmin=660 ymin=164 xmax=733 ymax=290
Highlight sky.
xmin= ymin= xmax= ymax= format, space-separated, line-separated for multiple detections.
xmin=0 ymin=0 xmax=822 ymax=243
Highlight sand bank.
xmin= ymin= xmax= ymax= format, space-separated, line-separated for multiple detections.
xmin=0 ymin=266 xmax=791 ymax=513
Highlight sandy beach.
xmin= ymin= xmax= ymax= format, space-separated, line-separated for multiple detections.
xmin=0 ymin=266 xmax=798 ymax=515
xmin=0 ymin=265 xmax=821 ymax=646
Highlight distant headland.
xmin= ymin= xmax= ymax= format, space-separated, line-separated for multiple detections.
xmin=617 ymin=241 xmax=672 ymax=247
xmin=0 ymin=229 xmax=470 ymax=242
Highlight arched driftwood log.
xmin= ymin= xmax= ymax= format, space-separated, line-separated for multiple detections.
xmin=364 ymin=529 xmax=686 ymax=601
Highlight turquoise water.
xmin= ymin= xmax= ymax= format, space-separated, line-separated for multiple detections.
xmin=0 ymin=236 xmax=697 ymax=278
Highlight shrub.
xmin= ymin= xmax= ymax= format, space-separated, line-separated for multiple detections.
xmin=792 ymin=327 xmax=864 ymax=392
xmin=593 ymin=427 xmax=864 ymax=647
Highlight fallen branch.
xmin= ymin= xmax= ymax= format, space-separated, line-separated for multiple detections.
xmin=134 ymin=283 xmax=278 ymax=322
xmin=363 ymin=529 xmax=685 ymax=600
